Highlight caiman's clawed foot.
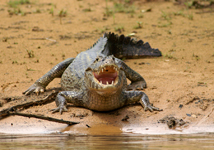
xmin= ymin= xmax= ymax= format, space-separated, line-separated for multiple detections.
xmin=127 ymin=81 xmax=147 ymax=90
xmin=23 ymin=83 xmax=45 ymax=95
xmin=51 ymin=106 xmax=68 ymax=114
xmin=140 ymin=94 xmax=163 ymax=112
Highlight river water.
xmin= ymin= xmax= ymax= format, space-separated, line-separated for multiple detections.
xmin=0 ymin=133 xmax=214 ymax=150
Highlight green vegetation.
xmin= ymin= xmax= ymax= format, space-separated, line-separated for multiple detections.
xmin=161 ymin=11 xmax=171 ymax=21
xmin=104 ymin=0 xmax=113 ymax=17
xmin=158 ymin=11 xmax=172 ymax=28
xmin=133 ymin=21 xmax=142 ymax=29
xmin=184 ymin=0 xmax=214 ymax=9
xmin=8 ymin=0 xmax=30 ymax=8
xmin=49 ymin=4 xmax=56 ymax=16
xmin=138 ymin=14 xmax=144 ymax=18
xmin=164 ymin=50 xmax=177 ymax=60
xmin=192 ymin=53 xmax=200 ymax=61
xmin=173 ymin=11 xmax=185 ymax=17
xmin=83 ymin=8 xmax=92 ymax=12
xmin=8 ymin=8 xmax=25 ymax=16
xmin=99 ymin=26 xmax=110 ymax=33
xmin=114 ymin=26 xmax=125 ymax=33
xmin=104 ymin=0 xmax=136 ymax=17
xmin=49 ymin=7 xmax=54 ymax=16
xmin=12 ymin=60 xmax=18 ymax=64
xmin=114 ymin=2 xmax=135 ymax=13
xmin=58 ymin=9 xmax=67 ymax=24
xmin=26 ymin=50 xmax=34 ymax=58
xmin=164 ymin=54 xmax=173 ymax=59
xmin=27 ymin=68 xmax=35 ymax=71
xmin=187 ymin=14 xmax=193 ymax=20
xmin=158 ymin=22 xmax=172 ymax=28
xmin=34 ymin=8 xmax=41 ymax=13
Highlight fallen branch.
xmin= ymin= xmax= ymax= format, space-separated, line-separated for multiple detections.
xmin=9 ymin=112 xmax=79 ymax=125
xmin=0 ymin=91 xmax=58 ymax=118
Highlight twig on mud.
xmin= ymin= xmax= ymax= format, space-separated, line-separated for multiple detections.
xmin=46 ymin=37 xmax=57 ymax=42
xmin=196 ymin=10 xmax=214 ymax=14
xmin=0 ymin=91 xmax=58 ymax=118
xmin=196 ymin=108 xmax=214 ymax=126
xmin=28 ymin=37 xmax=57 ymax=43
xmin=28 ymin=37 xmax=46 ymax=40
xmin=8 ymin=112 xmax=79 ymax=125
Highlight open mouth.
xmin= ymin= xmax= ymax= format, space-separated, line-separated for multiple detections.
xmin=93 ymin=65 xmax=118 ymax=85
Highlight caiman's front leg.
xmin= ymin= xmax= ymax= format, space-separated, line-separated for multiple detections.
xmin=117 ymin=58 xmax=147 ymax=90
xmin=23 ymin=58 xmax=74 ymax=95
xmin=124 ymin=91 xmax=162 ymax=111
xmin=52 ymin=91 xmax=83 ymax=114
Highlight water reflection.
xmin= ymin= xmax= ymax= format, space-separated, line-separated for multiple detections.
xmin=0 ymin=133 xmax=214 ymax=150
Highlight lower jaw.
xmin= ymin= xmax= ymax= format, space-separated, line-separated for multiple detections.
xmin=95 ymin=88 xmax=118 ymax=95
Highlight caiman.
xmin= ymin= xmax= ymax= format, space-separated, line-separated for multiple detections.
xmin=23 ymin=32 xmax=162 ymax=114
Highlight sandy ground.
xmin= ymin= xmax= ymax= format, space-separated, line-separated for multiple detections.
xmin=0 ymin=0 xmax=213 ymax=135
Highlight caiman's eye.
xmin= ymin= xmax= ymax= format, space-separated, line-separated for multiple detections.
xmin=96 ymin=58 xmax=99 ymax=61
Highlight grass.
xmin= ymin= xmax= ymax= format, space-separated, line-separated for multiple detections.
xmin=161 ymin=11 xmax=171 ymax=21
xmin=114 ymin=26 xmax=125 ymax=33
xmin=58 ymin=9 xmax=67 ymax=24
xmin=33 ymin=8 xmax=41 ymax=13
xmin=173 ymin=11 xmax=194 ymax=20
xmin=114 ymin=2 xmax=135 ymax=13
xmin=26 ymin=50 xmax=34 ymax=58
xmin=192 ymin=53 xmax=200 ymax=61
xmin=164 ymin=49 xmax=178 ymax=60
xmin=104 ymin=0 xmax=113 ymax=17
xmin=164 ymin=54 xmax=173 ymax=59
xmin=8 ymin=0 xmax=30 ymax=8
xmin=12 ymin=60 xmax=18 ymax=64
xmin=187 ymin=14 xmax=193 ymax=20
xmin=49 ymin=7 xmax=54 ymax=16
xmin=138 ymin=14 xmax=144 ymax=18
xmin=133 ymin=21 xmax=142 ymax=29
xmin=158 ymin=21 xmax=172 ymax=28
xmin=83 ymin=8 xmax=92 ymax=12
xmin=8 ymin=8 xmax=25 ymax=16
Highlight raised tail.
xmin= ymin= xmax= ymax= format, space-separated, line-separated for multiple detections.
xmin=104 ymin=32 xmax=162 ymax=59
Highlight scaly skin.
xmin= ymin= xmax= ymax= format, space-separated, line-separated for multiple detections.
xmin=23 ymin=33 xmax=162 ymax=114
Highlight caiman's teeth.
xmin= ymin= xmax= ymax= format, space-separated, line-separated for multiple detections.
xmin=112 ymin=81 xmax=114 ymax=85
xmin=100 ymin=81 xmax=102 ymax=84
xmin=102 ymin=69 xmax=103 ymax=72
xmin=107 ymin=81 xmax=109 ymax=85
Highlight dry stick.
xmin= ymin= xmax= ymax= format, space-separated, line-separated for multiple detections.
xmin=0 ymin=91 xmax=79 ymax=125
xmin=0 ymin=91 xmax=58 ymax=118
xmin=196 ymin=108 xmax=214 ymax=126
xmin=28 ymin=37 xmax=57 ymax=42
xmin=9 ymin=112 xmax=79 ymax=126
xmin=196 ymin=10 xmax=214 ymax=14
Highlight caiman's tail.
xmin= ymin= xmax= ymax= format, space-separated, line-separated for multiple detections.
xmin=104 ymin=32 xmax=162 ymax=59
